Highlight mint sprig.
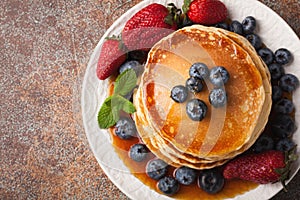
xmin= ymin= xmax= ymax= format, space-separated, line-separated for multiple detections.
xmin=97 ymin=69 xmax=137 ymax=129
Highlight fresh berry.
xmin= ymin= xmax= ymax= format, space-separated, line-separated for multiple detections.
xmin=209 ymin=66 xmax=230 ymax=87
xmin=174 ymin=166 xmax=197 ymax=185
xmin=186 ymin=77 xmax=204 ymax=93
xmin=275 ymin=48 xmax=293 ymax=65
xmin=128 ymin=50 xmax=148 ymax=63
xmin=242 ymin=16 xmax=256 ymax=35
xmin=252 ymin=135 xmax=274 ymax=153
xmin=115 ymin=117 xmax=137 ymax=139
xmin=209 ymin=88 xmax=227 ymax=108
xmin=271 ymin=115 xmax=297 ymax=138
xmin=119 ymin=60 xmax=143 ymax=76
xmin=198 ymin=168 xmax=225 ymax=194
xmin=186 ymin=99 xmax=208 ymax=121
xmin=146 ymin=159 xmax=168 ymax=180
xmin=170 ymin=85 xmax=189 ymax=103
xmin=157 ymin=176 xmax=179 ymax=196
xmin=246 ymin=34 xmax=262 ymax=50
xmin=96 ymin=38 xmax=127 ymax=80
xmin=186 ymin=0 xmax=228 ymax=25
xmin=122 ymin=3 xmax=178 ymax=50
xmin=215 ymin=22 xmax=229 ymax=30
xmin=189 ymin=62 xmax=209 ymax=79
xmin=274 ymin=98 xmax=294 ymax=114
xmin=272 ymin=86 xmax=283 ymax=102
xmin=223 ymin=150 xmax=291 ymax=184
xmin=279 ymin=74 xmax=300 ymax=93
xmin=276 ymin=138 xmax=295 ymax=152
xmin=258 ymin=48 xmax=275 ymax=65
xmin=268 ymin=63 xmax=284 ymax=80
xmin=129 ymin=143 xmax=149 ymax=162
xmin=230 ymin=20 xmax=243 ymax=35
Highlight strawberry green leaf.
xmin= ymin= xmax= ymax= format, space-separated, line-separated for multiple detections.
xmin=114 ymin=69 xmax=137 ymax=96
xmin=182 ymin=0 xmax=192 ymax=14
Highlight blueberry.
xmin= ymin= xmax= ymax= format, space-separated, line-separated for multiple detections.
xmin=157 ymin=176 xmax=179 ymax=196
xmin=146 ymin=159 xmax=168 ymax=180
xmin=246 ymin=34 xmax=262 ymax=50
xmin=174 ymin=166 xmax=197 ymax=185
xmin=275 ymin=48 xmax=293 ymax=65
xmin=115 ymin=117 xmax=137 ymax=139
xmin=170 ymin=85 xmax=188 ymax=103
xmin=268 ymin=63 xmax=284 ymax=81
xmin=276 ymin=138 xmax=295 ymax=152
xmin=271 ymin=115 xmax=297 ymax=138
xmin=274 ymin=98 xmax=294 ymax=114
xmin=129 ymin=143 xmax=149 ymax=162
xmin=230 ymin=20 xmax=243 ymax=35
xmin=186 ymin=99 xmax=208 ymax=121
xmin=198 ymin=168 xmax=225 ymax=194
xmin=272 ymin=86 xmax=283 ymax=102
xmin=279 ymin=74 xmax=300 ymax=93
xmin=186 ymin=77 xmax=204 ymax=93
xmin=252 ymin=135 xmax=274 ymax=153
xmin=119 ymin=60 xmax=142 ymax=75
xmin=128 ymin=50 xmax=147 ymax=63
xmin=209 ymin=66 xmax=230 ymax=87
xmin=242 ymin=16 xmax=256 ymax=35
xmin=258 ymin=48 xmax=275 ymax=65
xmin=209 ymin=88 xmax=227 ymax=108
xmin=215 ymin=22 xmax=229 ymax=30
xmin=189 ymin=62 xmax=209 ymax=79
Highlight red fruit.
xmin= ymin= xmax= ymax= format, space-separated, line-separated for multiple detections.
xmin=223 ymin=150 xmax=296 ymax=185
xmin=96 ymin=38 xmax=126 ymax=80
xmin=187 ymin=0 xmax=228 ymax=25
xmin=122 ymin=3 xmax=178 ymax=51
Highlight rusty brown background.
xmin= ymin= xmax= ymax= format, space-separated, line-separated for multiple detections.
xmin=1 ymin=0 xmax=299 ymax=199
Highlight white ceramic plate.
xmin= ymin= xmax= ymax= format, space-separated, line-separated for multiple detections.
xmin=82 ymin=0 xmax=300 ymax=199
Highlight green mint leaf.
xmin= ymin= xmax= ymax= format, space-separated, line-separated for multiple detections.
xmin=97 ymin=96 xmax=117 ymax=129
xmin=114 ymin=69 xmax=137 ymax=96
xmin=182 ymin=0 xmax=192 ymax=14
xmin=111 ymin=95 xmax=136 ymax=114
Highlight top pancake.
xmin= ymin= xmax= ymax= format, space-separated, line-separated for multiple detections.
xmin=137 ymin=25 xmax=266 ymax=159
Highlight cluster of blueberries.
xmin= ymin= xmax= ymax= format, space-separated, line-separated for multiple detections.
xmin=171 ymin=63 xmax=230 ymax=121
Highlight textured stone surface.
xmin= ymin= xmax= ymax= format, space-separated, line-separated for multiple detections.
xmin=0 ymin=0 xmax=299 ymax=199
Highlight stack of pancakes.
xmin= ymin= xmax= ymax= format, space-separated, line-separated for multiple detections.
xmin=133 ymin=25 xmax=272 ymax=169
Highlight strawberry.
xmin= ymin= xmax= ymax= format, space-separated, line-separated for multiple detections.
xmin=184 ymin=0 xmax=228 ymax=25
xmin=223 ymin=149 xmax=297 ymax=188
xmin=122 ymin=3 xmax=179 ymax=51
xmin=96 ymin=38 xmax=127 ymax=80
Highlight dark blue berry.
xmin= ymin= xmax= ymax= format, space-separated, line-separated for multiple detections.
xmin=146 ymin=159 xmax=168 ymax=180
xmin=276 ymin=138 xmax=295 ymax=152
xmin=242 ymin=16 xmax=256 ymax=35
xmin=198 ymin=169 xmax=224 ymax=194
xmin=209 ymin=88 xmax=227 ymax=108
xmin=215 ymin=22 xmax=229 ymax=30
xmin=128 ymin=50 xmax=147 ymax=63
xmin=119 ymin=60 xmax=142 ymax=75
xmin=279 ymin=74 xmax=300 ymax=93
xmin=174 ymin=166 xmax=197 ymax=185
xmin=274 ymin=98 xmax=294 ymax=114
xmin=275 ymin=48 xmax=293 ymax=65
xmin=186 ymin=77 xmax=204 ymax=93
xmin=209 ymin=66 xmax=230 ymax=87
xmin=258 ymin=48 xmax=274 ymax=65
xmin=268 ymin=63 xmax=284 ymax=80
xmin=157 ymin=176 xmax=179 ymax=196
xmin=252 ymin=135 xmax=274 ymax=153
xmin=271 ymin=115 xmax=297 ymax=138
xmin=186 ymin=99 xmax=207 ymax=121
xmin=115 ymin=117 xmax=137 ymax=139
xmin=189 ymin=62 xmax=209 ymax=79
xmin=171 ymin=85 xmax=188 ymax=103
xmin=272 ymin=86 xmax=283 ymax=102
xmin=230 ymin=20 xmax=243 ymax=35
xmin=129 ymin=143 xmax=149 ymax=162
xmin=246 ymin=34 xmax=262 ymax=50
